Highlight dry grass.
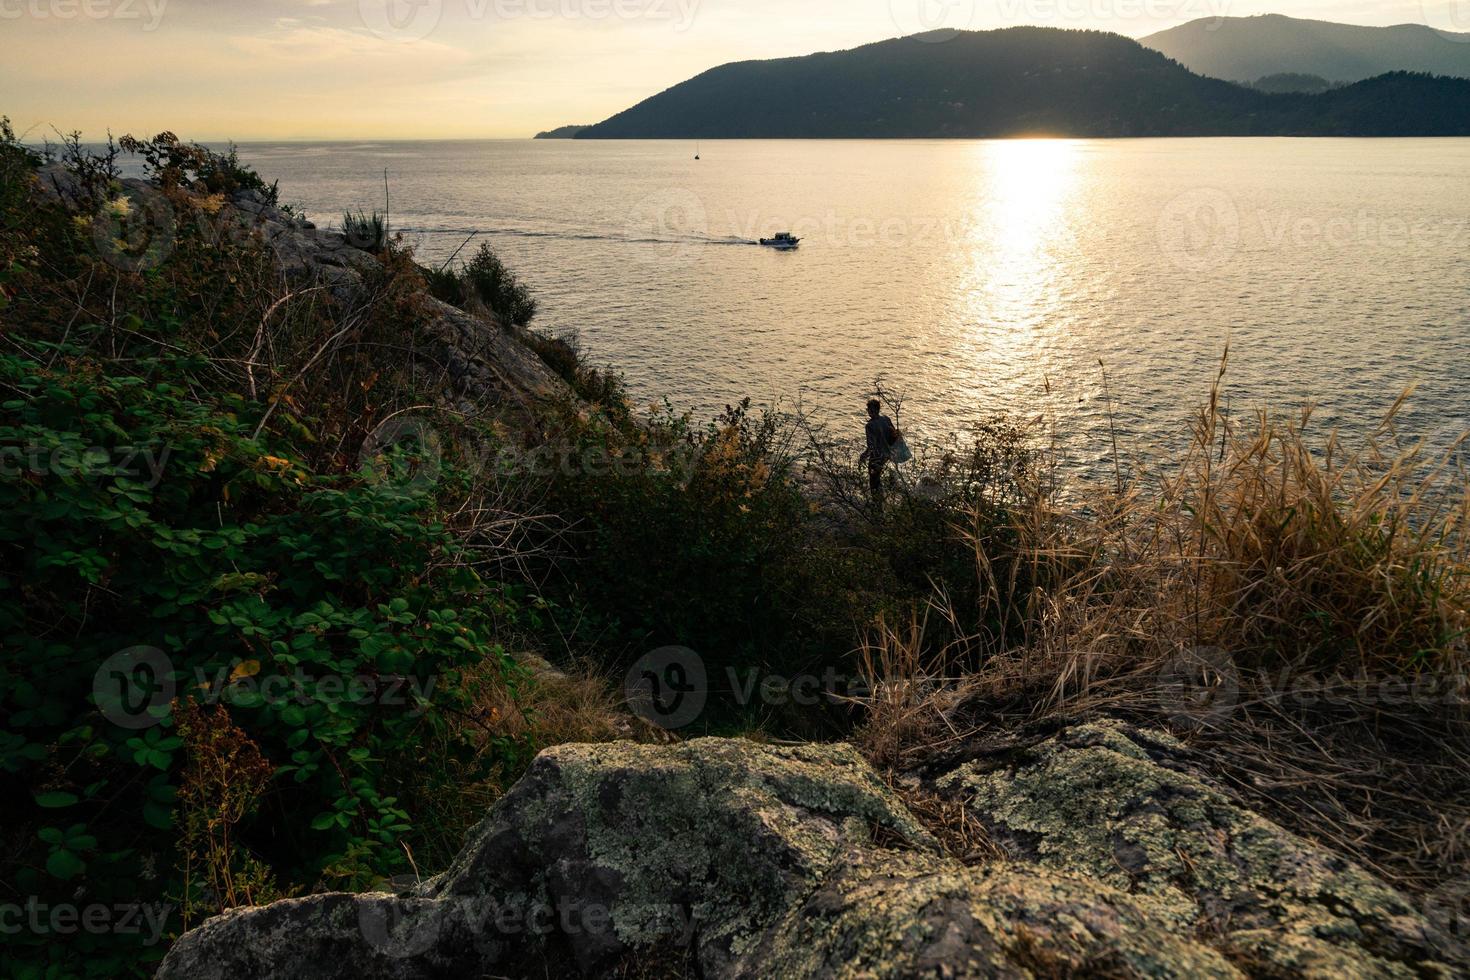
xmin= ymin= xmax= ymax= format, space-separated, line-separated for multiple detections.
xmin=479 ymin=653 xmax=633 ymax=746
xmin=856 ymin=355 xmax=1470 ymax=894
xmin=887 ymin=780 xmax=1007 ymax=865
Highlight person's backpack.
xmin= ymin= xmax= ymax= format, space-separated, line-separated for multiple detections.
xmin=888 ymin=422 xmax=913 ymax=465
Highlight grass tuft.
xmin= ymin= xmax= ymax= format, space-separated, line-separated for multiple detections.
xmin=342 ymin=209 xmax=387 ymax=252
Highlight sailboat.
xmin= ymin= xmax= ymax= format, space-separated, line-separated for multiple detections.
xmin=694 ymin=142 xmax=701 ymax=161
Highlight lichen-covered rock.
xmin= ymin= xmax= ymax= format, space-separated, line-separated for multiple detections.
xmin=148 ymin=893 xmax=495 ymax=980
xmin=158 ymin=739 xmax=936 ymax=979
xmin=424 ymin=738 xmax=937 ymax=973
xmin=736 ymin=845 xmax=1244 ymax=979
xmin=158 ymin=730 xmax=1464 ymax=979
xmin=935 ymin=720 xmax=1459 ymax=978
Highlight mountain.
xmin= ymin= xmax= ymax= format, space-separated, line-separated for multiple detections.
xmin=1142 ymin=14 xmax=1470 ymax=83
xmin=534 ymin=124 xmax=591 ymax=139
xmin=574 ymin=28 xmax=1470 ymax=139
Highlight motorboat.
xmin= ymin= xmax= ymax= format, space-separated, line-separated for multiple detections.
xmin=759 ymin=232 xmax=800 ymax=250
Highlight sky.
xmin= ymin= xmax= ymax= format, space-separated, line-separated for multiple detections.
xmin=2 ymin=0 xmax=1463 ymax=139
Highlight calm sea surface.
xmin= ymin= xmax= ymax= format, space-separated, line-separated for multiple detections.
xmin=225 ymin=139 xmax=1470 ymax=470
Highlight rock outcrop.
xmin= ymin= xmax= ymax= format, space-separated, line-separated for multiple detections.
xmin=157 ymin=724 xmax=1465 ymax=979
xmin=924 ymin=721 xmax=1459 ymax=978
xmin=32 ymin=164 xmax=571 ymax=416
xmin=232 ymin=185 xmax=572 ymax=416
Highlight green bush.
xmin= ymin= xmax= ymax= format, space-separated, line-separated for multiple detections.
xmin=530 ymin=400 xmax=874 ymax=728
xmin=520 ymin=328 xmax=631 ymax=415
xmin=0 ymin=336 xmax=529 ymax=975
xmin=425 ymin=242 xmax=537 ymax=327
xmin=421 ymin=262 xmax=462 ymax=304
xmin=522 ymin=397 xmax=1044 ymax=732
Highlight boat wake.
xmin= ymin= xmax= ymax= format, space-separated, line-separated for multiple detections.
xmin=397 ymin=226 xmax=758 ymax=247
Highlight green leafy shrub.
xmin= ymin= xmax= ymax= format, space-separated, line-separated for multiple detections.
xmin=530 ymin=400 xmax=847 ymax=723
xmin=425 ymin=242 xmax=537 ymax=327
xmin=0 ymin=338 xmax=530 ymax=973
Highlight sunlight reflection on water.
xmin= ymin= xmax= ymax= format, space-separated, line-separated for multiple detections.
xmin=224 ymin=137 xmax=1470 ymax=481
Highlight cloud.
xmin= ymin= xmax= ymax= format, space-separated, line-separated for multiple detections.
xmin=230 ymin=22 xmax=465 ymax=64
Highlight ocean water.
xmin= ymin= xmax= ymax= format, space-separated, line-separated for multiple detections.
xmin=226 ymin=138 xmax=1470 ymax=470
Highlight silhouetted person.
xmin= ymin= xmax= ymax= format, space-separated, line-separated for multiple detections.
xmin=859 ymin=398 xmax=899 ymax=511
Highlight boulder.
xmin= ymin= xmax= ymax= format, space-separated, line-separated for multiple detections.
xmin=157 ymin=739 xmax=935 ymax=979
xmin=930 ymin=721 xmax=1460 ymax=978
xmin=157 ymin=728 xmax=1464 ymax=979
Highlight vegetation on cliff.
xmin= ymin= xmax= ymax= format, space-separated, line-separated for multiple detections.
xmin=0 ymin=125 xmax=559 ymax=976
xmin=423 ymin=242 xmax=537 ymax=327
xmin=0 ymin=121 xmax=1030 ymax=976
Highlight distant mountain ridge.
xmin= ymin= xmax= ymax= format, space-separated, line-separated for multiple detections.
xmin=1142 ymin=14 xmax=1470 ymax=82
xmin=534 ymin=125 xmax=591 ymax=139
xmin=573 ymin=27 xmax=1470 ymax=138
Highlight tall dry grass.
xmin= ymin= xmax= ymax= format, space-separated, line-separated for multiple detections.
xmin=857 ymin=357 xmax=1470 ymax=892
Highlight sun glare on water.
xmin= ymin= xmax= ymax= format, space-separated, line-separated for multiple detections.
xmin=950 ymin=139 xmax=1084 ymax=407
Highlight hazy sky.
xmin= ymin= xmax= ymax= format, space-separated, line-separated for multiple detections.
xmin=2 ymin=0 xmax=1461 ymax=139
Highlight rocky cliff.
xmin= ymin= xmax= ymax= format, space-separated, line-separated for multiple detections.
xmin=156 ymin=722 xmax=1465 ymax=978
xmin=34 ymin=162 xmax=570 ymax=417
